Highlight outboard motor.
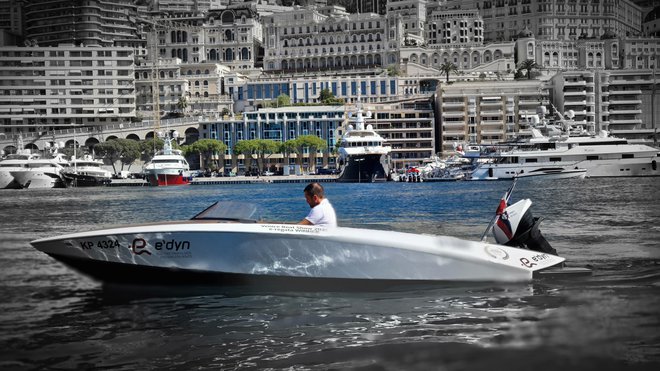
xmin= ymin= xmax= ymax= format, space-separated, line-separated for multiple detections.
xmin=492 ymin=199 xmax=558 ymax=256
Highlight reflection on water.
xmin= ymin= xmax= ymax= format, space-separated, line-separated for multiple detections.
xmin=0 ymin=178 xmax=659 ymax=369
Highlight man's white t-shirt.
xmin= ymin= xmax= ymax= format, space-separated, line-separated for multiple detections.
xmin=305 ymin=198 xmax=337 ymax=227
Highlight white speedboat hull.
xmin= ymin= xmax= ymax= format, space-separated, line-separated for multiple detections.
xmin=31 ymin=222 xmax=565 ymax=286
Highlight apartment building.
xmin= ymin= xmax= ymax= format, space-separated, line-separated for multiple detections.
xmin=0 ymin=45 xmax=135 ymax=136
xmin=23 ymin=0 xmax=141 ymax=47
xmin=371 ymin=98 xmax=435 ymax=169
xmin=551 ymin=69 xmax=659 ymax=145
xmin=442 ymin=0 xmax=642 ymax=43
xmin=135 ymin=58 xmax=233 ymax=119
xmin=436 ymin=80 xmax=550 ymax=152
xmin=234 ymin=73 xmax=405 ymax=112
xmin=262 ymin=5 xmax=403 ymax=73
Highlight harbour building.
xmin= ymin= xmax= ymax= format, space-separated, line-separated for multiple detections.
xmin=201 ymin=105 xmax=345 ymax=175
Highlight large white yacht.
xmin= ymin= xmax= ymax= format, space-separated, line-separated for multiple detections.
xmin=0 ymin=152 xmax=42 ymax=189
xmin=143 ymin=131 xmax=191 ymax=186
xmin=337 ymin=102 xmax=391 ymax=182
xmin=468 ymin=110 xmax=659 ymax=180
xmin=10 ymin=153 xmax=69 ymax=189
xmin=61 ymin=155 xmax=112 ymax=187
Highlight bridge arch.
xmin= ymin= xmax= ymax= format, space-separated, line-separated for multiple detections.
xmin=126 ymin=133 xmax=140 ymax=141
xmin=184 ymin=127 xmax=199 ymax=144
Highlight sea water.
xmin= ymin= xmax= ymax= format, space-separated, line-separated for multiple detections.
xmin=0 ymin=178 xmax=658 ymax=370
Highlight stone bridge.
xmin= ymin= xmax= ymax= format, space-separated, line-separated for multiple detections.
xmin=0 ymin=117 xmax=202 ymax=154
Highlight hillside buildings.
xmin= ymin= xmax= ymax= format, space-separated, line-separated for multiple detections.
xmin=0 ymin=0 xmax=658 ymax=164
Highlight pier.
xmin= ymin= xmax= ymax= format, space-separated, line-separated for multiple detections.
xmin=105 ymin=175 xmax=337 ymax=186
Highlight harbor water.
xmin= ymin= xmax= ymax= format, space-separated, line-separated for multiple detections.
xmin=0 ymin=178 xmax=659 ymax=370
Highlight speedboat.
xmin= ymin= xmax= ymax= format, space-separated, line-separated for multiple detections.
xmin=30 ymin=185 xmax=587 ymax=287
xmin=143 ymin=131 xmax=191 ymax=186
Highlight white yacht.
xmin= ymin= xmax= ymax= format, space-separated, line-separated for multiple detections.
xmin=143 ymin=131 xmax=191 ymax=186
xmin=468 ymin=111 xmax=659 ymax=180
xmin=10 ymin=153 xmax=69 ymax=189
xmin=61 ymin=155 xmax=112 ymax=187
xmin=337 ymin=102 xmax=391 ymax=182
xmin=0 ymin=152 xmax=42 ymax=189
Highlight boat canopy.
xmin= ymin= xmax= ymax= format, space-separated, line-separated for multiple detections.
xmin=191 ymin=201 xmax=261 ymax=223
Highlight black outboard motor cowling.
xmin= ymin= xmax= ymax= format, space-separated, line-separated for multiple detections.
xmin=492 ymin=199 xmax=558 ymax=256
xmin=505 ymin=210 xmax=557 ymax=256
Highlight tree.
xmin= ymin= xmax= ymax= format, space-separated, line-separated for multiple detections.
xmin=386 ymin=64 xmax=400 ymax=76
xmin=439 ymin=62 xmax=458 ymax=83
xmin=234 ymin=139 xmax=280 ymax=174
xmin=518 ymin=59 xmax=540 ymax=80
xmin=177 ymin=96 xmax=188 ymax=113
xmin=317 ymin=88 xmax=344 ymax=105
xmin=182 ymin=138 xmax=227 ymax=170
xmin=140 ymin=138 xmax=164 ymax=162
xmin=293 ymin=135 xmax=326 ymax=173
xmin=276 ymin=94 xmax=291 ymax=107
xmin=95 ymin=138 xmax=141 ymax=174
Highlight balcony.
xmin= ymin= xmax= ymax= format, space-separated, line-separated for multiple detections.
xmin=609 ymin=119 xmax=643 ymax=125
xmin=608 ymin=109 xmax=642 ymax=115
xmin=563 ymin=90 xmax=586 ymax=96
xmin=608 ymin=99 xmax=641 ymax=105
xmin=481 ymin=129 xmax=504 ymax=135
xmin=442 ymin=111 xmax=465 ymax=118
xmin=479 ymin=110 xmax=503 ymax=116
xmin=564 ymin=80 xmax=587 ymax=87
xmin=442 ymin=121 xmax=466 ymax=127
xmin=608 ymin=89 xmax=642 ymax=95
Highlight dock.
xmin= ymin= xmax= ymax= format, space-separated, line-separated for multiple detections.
xmin=106 ymin=175 xmax=337 ymax=186
xmin=191 ymin=175 xmax=337 ymax=185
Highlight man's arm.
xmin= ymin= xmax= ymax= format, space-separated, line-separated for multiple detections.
xmin=298 ymin=218 xmax=313 ymax=225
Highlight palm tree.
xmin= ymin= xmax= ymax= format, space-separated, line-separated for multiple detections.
xmin=439 ymin=62 xmax=458 ymax=83
xmin=518 ymin=59 xmax=540 ymax=80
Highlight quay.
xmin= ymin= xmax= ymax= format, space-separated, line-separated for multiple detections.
xmin=106 ymin=175 xmax=337 ymax=186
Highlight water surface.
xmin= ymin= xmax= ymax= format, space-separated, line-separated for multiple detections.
xmin=0 ymin=178 xmax=658 ymax=370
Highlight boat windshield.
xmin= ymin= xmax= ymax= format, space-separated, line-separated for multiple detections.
xmin=191 ymin=201 xmax=261 ymax=222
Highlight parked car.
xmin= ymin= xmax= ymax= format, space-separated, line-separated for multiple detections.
xmin=316 ymin=168 xmax=339 ymax=175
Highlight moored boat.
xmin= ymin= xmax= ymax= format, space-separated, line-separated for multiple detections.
xmin=143 ymin=131 xmax=191 ymax=186
xmin=9 ymin=153 xmax=68 ymax=189
xmin=465 ymin=108 xmax=660 ymax=180
xmin=0 ymin=152 xmax=42 ymax=189
xmin=337 ymin=101 xmax=391 ymax=183
xmin=61 ymin=155 xmax=112 ymax=187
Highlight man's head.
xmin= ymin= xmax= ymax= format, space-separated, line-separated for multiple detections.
xmin=304 ymin=182 xmax=325 ymax=208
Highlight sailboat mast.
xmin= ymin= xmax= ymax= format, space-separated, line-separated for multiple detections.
xmin=150 ymin=24 xmax=161 ymax=153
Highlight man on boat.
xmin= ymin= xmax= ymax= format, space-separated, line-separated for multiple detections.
xmin=299 ymin=182 xmax=337 ymax=227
